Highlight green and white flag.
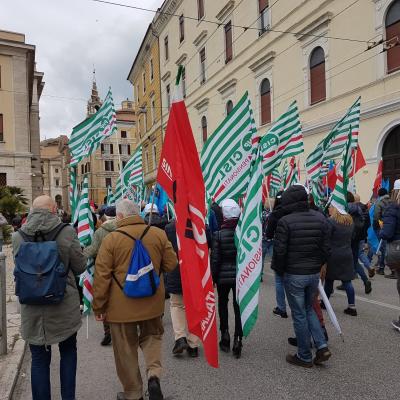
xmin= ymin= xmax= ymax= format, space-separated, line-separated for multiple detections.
xmin=330 ymin=129 xmax=353 ymax=212
xmin=69 ymin=167 xmax=79 ymax=224
xmin=260 ymin=101 xmax=303 ymax=176
xmin=106 ymin=186 xmax=115 ymax=206
xmin=69 ymin=89 xmax=117 ymax=166
xmin=115 ymin=146 xmax=143 ymax=202
xmin=201 ymin=92 xmax=257 ymax=203
xmin=77 ymin=175 xmax=94 ymax=247
xmin=235 ymin=149 xmax=263 ymax=337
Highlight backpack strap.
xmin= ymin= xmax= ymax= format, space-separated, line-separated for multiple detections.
xmin=46 ymin=223 xmax=69 ymax=242
xmin=17 ymin=223 xmax=68 ymax=243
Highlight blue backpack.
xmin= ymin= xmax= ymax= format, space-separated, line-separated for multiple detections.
xmin=14 ymin=224 xmax=69 ymax=305
xmin=112 ymin=226 xmax=160 ymax=298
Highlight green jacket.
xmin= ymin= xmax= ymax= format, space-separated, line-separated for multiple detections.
xmin=12 ymin=209 xmax=87 ymax=345
xmin=83 ymin=219 xmax=117 ymax=259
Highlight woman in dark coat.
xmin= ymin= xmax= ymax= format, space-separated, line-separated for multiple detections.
xmin=324 ymin=204 xmax=357 ymax=316
xmin=211 ymin=199 xmax=243 ymax=358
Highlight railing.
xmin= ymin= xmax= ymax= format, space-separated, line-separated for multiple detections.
xmin=0 ymin=252 xmax=7 ymax=355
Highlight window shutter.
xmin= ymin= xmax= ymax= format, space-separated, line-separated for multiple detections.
xmin=387 ymin=21 xmax=400 ymax=73
xmin=110 ymin=144 xmax=114 ymax=154
xmin=259 ymin=0 xmax=268 ymax=12
xmin=0 ymin=114 xmax=3 ymax=141
xmin=111 ymin=161 xmax=114 ymax=171
xmin=261 ymin=92 xmax=271 ymax=125
xmin=128 ymin=144 xmax=131 ymax=155
xmin=310 ymin=62 xmax=326 ymax=104
xmin=119 ymin=144 xmax=122 ymax=154
xmin=225 ymin=22 xmax=233 ymax=63
xmin=101 ymin=143 xmax=104 ymax=152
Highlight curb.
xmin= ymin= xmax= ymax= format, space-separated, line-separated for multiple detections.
xmin=0 ymin=339 xmax=26 ymax=400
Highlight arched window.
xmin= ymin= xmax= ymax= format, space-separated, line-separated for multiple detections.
xmin=226 ymin=100 xmax=234 ymax=116
xmin=201 ymin=116 xmax=208 ymax=143
xmin=260 ymin=78 xmax=271 ymax=125
xmin=310 ymin=46 xmax=326 ymax=105
xmin=382 ymin=124 xmax=400 ymax=187
xmin=386 ymin=0 xmax=400 ymax=73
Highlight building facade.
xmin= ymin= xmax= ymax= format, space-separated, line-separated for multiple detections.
xmin=0 ymin=30 xmax=44 ymax=204
xmin=128 ymin=24 xmax=163 ymax=189
xmin=76 ymin=81 xmax=137 ymax=205
xmin=150 ymin=0 xmax=400 ymax=202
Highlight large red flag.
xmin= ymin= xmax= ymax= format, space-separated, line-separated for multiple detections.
xmin=349 ymin=146 xmax=366 ymax=177
xmin=373 ymin=160 xmax=383 ymax=196
xmin=156 ymin=73 xmax=218 ymax=368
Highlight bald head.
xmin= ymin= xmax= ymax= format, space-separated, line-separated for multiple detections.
xmin=32 ymin=195 xmax=57 ymax=214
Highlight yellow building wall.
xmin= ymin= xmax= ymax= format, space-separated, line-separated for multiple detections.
xmin=0 ymin=54 xmax=15 ymax=152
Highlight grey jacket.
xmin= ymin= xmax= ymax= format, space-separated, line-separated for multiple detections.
xmin=0 ymin=213 xmax=7 ymax=240
xmin=83 ymin=219 xmax=117 ymax=259
xmin=373 ymin=195 xmax=390 ymax=230
xmin=12 ymin=209 xmax=87 ymax=345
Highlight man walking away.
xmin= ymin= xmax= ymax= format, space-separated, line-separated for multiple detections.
xmin=374 ymin=188 xmax=390 ymax=275
xmin=84 ymin=205 xmax=117 ymax=346
xmin=93 ymin=199 xmax=178 ymax=400
xmin=273 ymin=185 xmax=331 ymax=368
xmin=12 ymin=195 xmax=87 ymax=400
xmin=165 ymin=218 xmax=201 ymax=357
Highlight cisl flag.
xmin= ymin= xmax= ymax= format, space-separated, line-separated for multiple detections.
xmin=156 ymin=67 xmax=218 ymax=368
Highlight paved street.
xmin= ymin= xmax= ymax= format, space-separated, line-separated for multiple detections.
xmin=13 ymin=268 xmax=400 ymax=400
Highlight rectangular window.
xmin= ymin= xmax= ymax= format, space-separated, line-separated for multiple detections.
xmin=136 ymin=85 xmax=140 ymax=102
xmin=198 ymin=0 xmax=204 ymax=20
xmin=225 ymin=21 xmax=233 ymax=63
xmin=150 ymin=59 xmax=154 ymax=81
xmin=166 ymin=84 xmax=171 ymax=110
xmin=102 ymin=143 xmax=112 ymax=155
xmin=200 ymin=48 xmax=206 ymax=84
xmin=0 ymin=173 xmax=6 ymax=187
xmin=179 ymin=14 xmax=185 ymax=43
xmin=259 ymin=0 xmax=270 ymax=34
xmin=121 ymin=130 xmax=127 ymax=138
xmin=151 ymin=97 xmax=156 ymax=124
xmin=0 ymin=114 xmax=3 ymax=142
xmin=87 ymin=162 xmax=91 ymax=172
xmin=164 ymin=36 xmax=169 ymax=61
xmin=142 ymin=72 xmax=146 ymax=94
xmin=120 ymin=144 xmax=129 ymax=155
xmin=55 ymin=168 xmax=59 ymax=173
xmin=55 ymin=179 xmax=60 ymax=187
xmin=104 ymin=160 xmax=114 ymax=171
xmin=81 ymin=165 xmax=84 ymax=174
xmin=152 ymin=143 xmax=157 ymax=171
xmin=145 ymin=151 xmax=150 ymax=173
xmin=105 ymin=177 xmax=112 ymax=187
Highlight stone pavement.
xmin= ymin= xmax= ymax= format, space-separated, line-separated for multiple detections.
xmin=12 ymin=266 xmax=400 ymax=400
xmin=0 ymin=245 xmax=24 ymax=400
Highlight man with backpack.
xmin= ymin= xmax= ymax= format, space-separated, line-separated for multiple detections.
xmin=12 ymin=195 xmax=87 ymax=400
xmin=93 ymin=199 xmax=177 ymax=400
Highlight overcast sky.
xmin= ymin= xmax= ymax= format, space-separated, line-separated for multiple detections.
xmin=0 ymin=0 xmax=162 ymax=139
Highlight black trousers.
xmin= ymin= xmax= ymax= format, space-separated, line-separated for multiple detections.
xmin=217 ymin=284 xmax=243 ymax=338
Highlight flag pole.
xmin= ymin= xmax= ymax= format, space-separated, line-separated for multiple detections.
xmin=148 ymin=184 xmax=156 ymax=226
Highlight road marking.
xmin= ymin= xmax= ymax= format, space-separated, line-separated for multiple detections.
xmin=264 ymin=271 xmax=400 ymax=311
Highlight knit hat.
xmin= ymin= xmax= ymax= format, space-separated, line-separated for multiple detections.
xmin=105 ymin=206 xmax=116 ymax=217
xmin=144 ymin=203 xmax=159 ymax=214
xmin=220 ymin=199 xmax=241 ymax=219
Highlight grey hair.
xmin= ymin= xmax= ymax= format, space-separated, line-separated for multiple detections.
xmin=116 ymin=199 xmax=139 ymax=218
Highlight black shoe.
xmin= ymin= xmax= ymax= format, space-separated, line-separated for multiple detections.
xmin=344 ymin=307 xmax=357 ymax=316
xmin=187 ymin=346 xmax=199 ymax=358
xmin=364 ymin=280 xmax=372 ymax=294
xmin=101 ymin=333 xmax=111 ymax=346
xmin=385 ymin=272 xmax=397 ymax=279
xmin=368 ymin=268 xmax=376 ymax=278
xmin=286 ymin=354 xmax=313 ymax=368
xmin=172 ymin=337 xmax=188 ymax=355
xmin=148 ymin=376 xmax=163 ymax=400
xmin=232 ymin=337 xmax=242 ymax=359
xmin=273 ymin=307 xmax=288 ymax=318
xmin=336 ymin=284 xmax=345 ymax=291
xmin=219 ymin=330 xmax=230 ymax=353
xmin=377 ymin=269 xmax=385 ymax=275
xmin=288 ymin=337 xmax=297 ymax=347
xmin=322 ymin=326 xmax=329 ymax=342
xmin=313 ymin=347 xmax=332 ymax=365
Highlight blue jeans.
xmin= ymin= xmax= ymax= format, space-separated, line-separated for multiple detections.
xmin=261 ymin=239 xmax=273 ymax=277
xmin=352 ymin=243 xmax=368 ymax=284
xmin=324 ymin=279 xmax=355 ymax=306
xmin=284 ymin=273 xmax=327 ymax=362
xmin=275 ymin=273 xmax=286 ymax=312
xmin=358 ymin=241 xmax=371 ymax=270
xmin=29 ymin=333 xmax=77 ymax=400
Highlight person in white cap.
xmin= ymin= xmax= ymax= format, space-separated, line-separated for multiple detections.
xmin=210 ymin=199 xmax=243 ymax=358
xmin=143 ymin=203 xmax=168 ymax=230
xmin=379 ymin=178 xmax=400 ymax=332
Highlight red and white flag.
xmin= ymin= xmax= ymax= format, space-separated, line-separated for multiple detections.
xmin=373 ymin=159 xmax=383 ymax=196
xmin=157 ymin=69 xmax=218 ymax=368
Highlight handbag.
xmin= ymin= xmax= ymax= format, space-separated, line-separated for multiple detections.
xmin=386 ymin=239 xmax=400 ymax=270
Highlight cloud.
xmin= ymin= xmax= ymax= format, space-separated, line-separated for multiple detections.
xmin=0 ymin=0 xmax=161 ymax=139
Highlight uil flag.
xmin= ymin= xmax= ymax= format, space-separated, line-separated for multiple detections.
xmin=157 ymin=67 xmax=218 ymax=368
xmin=373 ymin=160 xmax=383 ymax=196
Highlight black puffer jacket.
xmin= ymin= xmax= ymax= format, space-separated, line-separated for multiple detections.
xmin=272 ymin=185 xmax=331 ymax=276
xmin=265 ymin=204 xmax=285 ymax=240
xmin=381 ymin=203 xmax=400 ymax=242
xmin=144 ymin=213 xmax=168 ymax=230
xmin=211 ymin=219 xmax=238 ymax=286
xmin=164 ymin=220 xmax=181 ymax=294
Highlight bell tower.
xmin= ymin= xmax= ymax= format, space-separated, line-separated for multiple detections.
xmin=87 ymin=68 xmax=102 ymax=117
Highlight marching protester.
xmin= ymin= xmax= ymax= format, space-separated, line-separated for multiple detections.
xmin=211 ymin=199 xmax=243 ymax=358
xmin=83 ymin=205 xmax=117 ymax=346
xmin=12 ymin=195 xmax=87 ymax=400
xmin=324 ymin=203 xmax=358 ymax=316
xmin=93 ymin=199 xmax=178 ymax=400
xmin=143 ymin=203 xmax=168 ymax=230
xmin=373 ymin=188 xmax=391 ymax=275
xmin=379 ymin=180 xmax=400 ymax=332
xmin=165 ymin=218 xmax=201 ymax=357
xmin=265 ymin=191 xmax=288 ymax=318
xmin=272 ymin=185 xmax=331 ymax=368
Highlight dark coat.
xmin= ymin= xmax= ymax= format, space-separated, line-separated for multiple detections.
xmin=348 ymin=203 xmax=365 ymax=245
xmin=265 ymin=204 xmax=285 ymax=240
xmin=211 ymin=219 xmax=238 ymax=286
xmin=211 ymin=203 xmax=223 ymax=230
xmin=164 ymin=220 xmax=181 ymax=294
xmin=380 ymin=203 xmax=400 ymax=242
xmin=326 ymin=219 xmax=354 ymax=282
xmin=272 ymin=185 xmax=331 ymax=276
xmin=359 ymin=202 xmax=371 ymax=240
xmin=144 ymin=213 xmax=168 ymax=230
